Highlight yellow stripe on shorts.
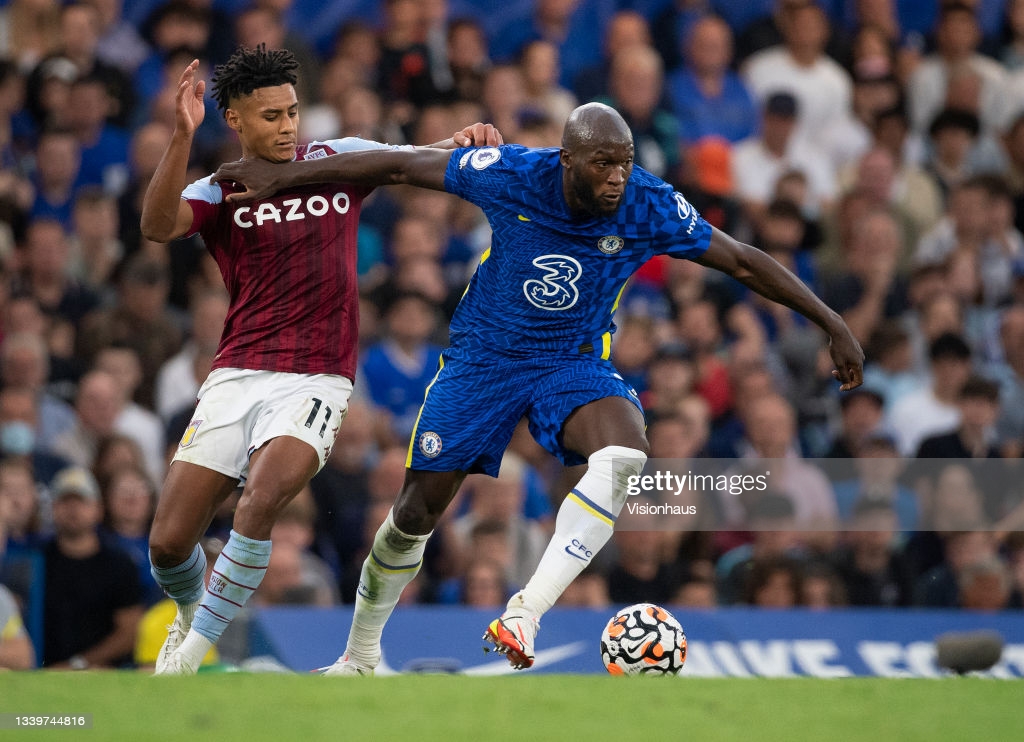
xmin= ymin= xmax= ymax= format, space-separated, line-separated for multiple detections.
xmin=405 ymin=356 xmax=445 ymax=468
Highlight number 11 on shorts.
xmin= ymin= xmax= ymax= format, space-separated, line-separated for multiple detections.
xmin=303 ymin=397 xmax=332 ymax=438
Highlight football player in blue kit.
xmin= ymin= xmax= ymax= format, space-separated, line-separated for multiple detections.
xmin=215 ymin=102 xmax=864 ymax=673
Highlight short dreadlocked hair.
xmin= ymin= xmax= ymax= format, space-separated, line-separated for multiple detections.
xmin=210 ymin=44 xmax=299 ymax=114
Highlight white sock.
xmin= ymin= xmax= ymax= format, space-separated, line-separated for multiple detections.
xmin=179 ymin=600 xmax=198 ymax=626
xmin=178 ymin=630 xmax=213 ymax=670
xmin=345 ymin=509 xmax=430 ymax=667
xmin=517 ymin=446 xmax=646 ymax=616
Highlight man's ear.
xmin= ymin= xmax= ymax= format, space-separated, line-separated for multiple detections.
xmin=225 ymin=107 xmax=241 ymax=133
xmin=559 ymin=149 xmax=571 ymax=169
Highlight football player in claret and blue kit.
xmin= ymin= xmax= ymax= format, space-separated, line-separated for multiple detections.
xmin=215 ymin=101 xmax=864 ymax=674
xmin=139 ymin=45 xmax=500 ymax=675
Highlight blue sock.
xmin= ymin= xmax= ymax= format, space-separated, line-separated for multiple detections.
xmin=191 ymin=530 xmax=271 ymax=643
xmin=150 ymin=544 xmax=207 ymax=605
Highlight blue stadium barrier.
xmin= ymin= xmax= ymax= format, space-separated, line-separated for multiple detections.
xmin=251 ymin=606 xmax=1024 ymax=677
xmin=0 ymin=548 xmax=45 ymax=664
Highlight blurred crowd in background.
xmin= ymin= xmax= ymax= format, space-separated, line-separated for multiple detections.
xmin=3 ymin=0 xmax=1024 ymax=670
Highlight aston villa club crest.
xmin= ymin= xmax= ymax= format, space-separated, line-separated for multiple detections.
xmin=179 ymin=418 xmax=203 ymax=447
xmin=597 ymin=235 xmax=624 ymax=254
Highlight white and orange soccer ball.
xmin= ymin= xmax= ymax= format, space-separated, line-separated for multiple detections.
xmin=600 ymin=603 xmax=687 ymax=676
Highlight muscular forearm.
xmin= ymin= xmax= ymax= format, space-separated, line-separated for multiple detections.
xmin=214 ymin=121 xmax=500 ymax=202
xmin=270 ymin=150 xmax=410 ymax=188
xmin=270 ymin=148 xmax=449 ymax=190
xmin=727 ymin=243 xmax=844 ymax=334
xmin=215 ymin=147 xmax=453 ymax=202
xmin=141 ymin=131 xmax=193 ymax=242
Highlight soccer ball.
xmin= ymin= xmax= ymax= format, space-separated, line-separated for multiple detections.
xmin=600 ymin=603 xmax=687 ymax=676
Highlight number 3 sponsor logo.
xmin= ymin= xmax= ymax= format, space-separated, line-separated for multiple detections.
xmin=522 ymin=254 xmax=582 ymax=310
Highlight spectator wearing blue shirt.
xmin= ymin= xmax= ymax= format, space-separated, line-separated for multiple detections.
xmin=573 ymin=9 xmax=652 ymax=103
xmin=832 ymin=432 xmax=920 ymax=532
xmin=133 ymin=3 xmax=215 ymax=115
xmin=67 ymin=75 xmax=130 ymax=196
xmin=361 ymin=292 xmax=444 ymax=444
xmin=490 ymin=0 xmax=615 ymax=89
xmin=650 ymin=0 xmax=710 ymax=73
xmin=667 ymin=15 xmax=758 ymax=145
xmin=30 ymin=130 xmax=82 ymax=229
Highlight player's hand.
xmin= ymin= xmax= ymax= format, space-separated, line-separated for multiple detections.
xmin=175 ymin=59 xmax=206 ymax=136
xmin=453 ymin=122 xmax=503 ymax=147
xmin=828 ymin=323 xmax=865 ymax=392
xmin=213 ymin=158 xmax=283 ymax=202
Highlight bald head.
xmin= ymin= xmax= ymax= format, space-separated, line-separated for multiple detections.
xmin=562 ymin=102 xmax=632 ymax=153
xmin=560 ymin=103 xmax=634 ymax=216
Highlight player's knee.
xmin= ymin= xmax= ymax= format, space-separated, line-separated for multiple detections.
xmin=149 ymin=534 xmax=194 ymax=569
xmin=391 ymin=470 xmax=460 ymax=535
xmin=392 ymin=497 xmax=434 ymax=535
xmin=589 ymin=445 xmax=647 ymax=509
xmin=379 ymin=509 xmax=427 ymax=552
xmin=588 ymin=445 xmax=647 ymax=478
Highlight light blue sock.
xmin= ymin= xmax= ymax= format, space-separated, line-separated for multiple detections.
xmin=191 ymin=530 xmax=271 ymax=643
xmin=150 ymin=544 xmax=207 ymax=605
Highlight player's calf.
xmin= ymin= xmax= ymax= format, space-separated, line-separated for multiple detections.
xmin=343 ymin=509 xmax=430 ymax=669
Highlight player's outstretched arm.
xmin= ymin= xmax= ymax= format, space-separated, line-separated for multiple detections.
xmin=141 ymin=60 xmax=203 ymax=243
xmin=696 ymin=226 xmax=864 ymax=391
xmin=213 ymin=147 xmax=456 ymax=203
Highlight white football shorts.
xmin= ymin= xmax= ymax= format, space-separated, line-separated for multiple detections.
xmin=172 ymin=367 xmax=353 ymax=481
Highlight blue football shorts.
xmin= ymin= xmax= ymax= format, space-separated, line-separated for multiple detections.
xmin=406 ymin=348 xmax=642 ymax=476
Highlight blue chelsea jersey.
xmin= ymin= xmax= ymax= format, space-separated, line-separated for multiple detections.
xmin=443 ymin=145 xmax=712 ymax=357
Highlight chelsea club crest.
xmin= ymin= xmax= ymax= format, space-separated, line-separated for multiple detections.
xmin=419 ymin=431 xmax=443 ymax=458
xmin=597 ymin=235 xmax=624 ymax=254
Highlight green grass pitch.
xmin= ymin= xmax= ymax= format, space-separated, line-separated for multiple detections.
xmin=2 ymin=673 xmax=1019 ymax=741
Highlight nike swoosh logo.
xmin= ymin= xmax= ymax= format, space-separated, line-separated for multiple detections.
xmin=464 ymin=641 xmax=589 ymax=675
xmin=564 ymin=546 xmax=589 ymax=560
xmin=313 ymin=652 xmax=398 ymax=676
xmin=314 ymin=643 xmax=587 ymax=676
xmin=518 ymin=214 xmax=531 ymax=222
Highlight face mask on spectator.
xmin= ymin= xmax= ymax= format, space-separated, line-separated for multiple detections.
xmin=0 ymin=422 xmax=35 ymax=455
